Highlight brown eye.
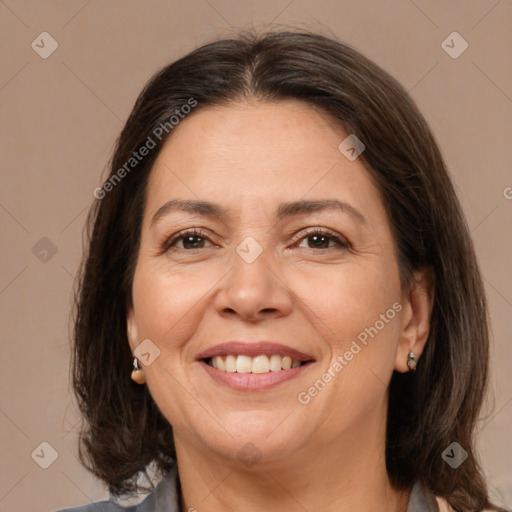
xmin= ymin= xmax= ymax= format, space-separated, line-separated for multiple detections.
xmin=163 ymin=229 xmax=213 ymax=252
xmin=295 ymin=228 xmax=350 ymax=250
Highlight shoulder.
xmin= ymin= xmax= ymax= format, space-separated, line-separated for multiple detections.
xmin=435 ymin=496 xmax=455 ymax=512
xmin=435 ymin=493 xmax=500 ymax=512
xmin=410 ymin=481 xmax=502 ymax=512
xmin=55 ymin=501 xmax=130 ymax=512
xmin=54 ymin=465 xmax=180 ymax=512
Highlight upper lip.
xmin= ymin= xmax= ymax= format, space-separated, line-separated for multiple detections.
xmin=196 ymin=341 xmax=315 ymax=362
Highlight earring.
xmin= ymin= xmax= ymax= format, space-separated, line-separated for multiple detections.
xmin=407 ymin=351 xmax=417 ymax=372
xmin=131 ymin=357 xmax=146 ymax=384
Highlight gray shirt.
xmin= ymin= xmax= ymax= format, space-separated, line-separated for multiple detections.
xmin=56 ymin=465 xmax=440 ymax=512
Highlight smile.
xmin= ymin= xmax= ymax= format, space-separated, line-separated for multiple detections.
xmin=200 ymin=358 xmax=315 ymax=391
xmin=197 ymin=341 xmax=315 ymax=390
xmin=206 ymin=354 xmax=307 ymax=373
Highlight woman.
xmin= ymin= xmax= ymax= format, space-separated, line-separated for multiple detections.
xmin=58 ymin=30 xmax=507 ymax=512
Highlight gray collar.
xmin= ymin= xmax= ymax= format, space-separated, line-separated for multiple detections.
xmin=114 ymin=467 xmax=439 ymax=512
xmin=407 ymin=480 xmax=440 ymax=512
xmin=128 ymin=465 xmax=180 ymax=512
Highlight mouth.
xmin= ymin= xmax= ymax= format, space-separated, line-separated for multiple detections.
xmin=196 ymin=341 xmax=315 ymax=390
xmin=204 ymin=354 xmax=310 ymax=373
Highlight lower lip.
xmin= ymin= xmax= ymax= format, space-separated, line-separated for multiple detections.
xmin=200 ymin=360 xmax=314 ymax=391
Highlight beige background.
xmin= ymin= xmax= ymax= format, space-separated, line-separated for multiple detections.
xmin=0 ymin=1 xmax=511 ymax=511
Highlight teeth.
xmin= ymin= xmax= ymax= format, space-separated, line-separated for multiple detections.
xmin=236 ymin=355 xmax=252 ymax=373
xmin=209 ymin=354 xmax=305 ymax=373
xmin=269 ymin=354 xmax=282 ymax=371
xmin=225 ymin=355 xmax=237 ymax=373
xmin=252 ymin=355 xmax=269 ymax=374
xmin=216 ymin=356 xmax=226 ymax=371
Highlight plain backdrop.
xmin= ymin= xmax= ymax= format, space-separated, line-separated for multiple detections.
xmin=0 ymin=1 xmax=511 ymax=511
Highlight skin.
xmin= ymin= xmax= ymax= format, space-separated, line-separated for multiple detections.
xmin=127 ymin=99 xmax=434 ymax=512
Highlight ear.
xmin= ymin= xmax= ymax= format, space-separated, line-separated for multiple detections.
xmin=126 ymin=307 xmax=139 ymax=354
xmin=394 ymin=268 xmax=435 ymax=373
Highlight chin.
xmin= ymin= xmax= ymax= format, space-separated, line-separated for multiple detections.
xmin=198 ymin=417 xmax=304 ymax=467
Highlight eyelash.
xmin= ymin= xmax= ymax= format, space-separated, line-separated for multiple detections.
xmin=161 ymin=227 xmax=351 ymax=253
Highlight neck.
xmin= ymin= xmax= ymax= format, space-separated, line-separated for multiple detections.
xmin=173 ymin=408 xmax=410 ymax=512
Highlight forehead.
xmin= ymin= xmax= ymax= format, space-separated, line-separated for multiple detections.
xmin=153 ymin=99 xmax=343 ymax=168
xmin=144 ymin=100 xmax=386 ymax=225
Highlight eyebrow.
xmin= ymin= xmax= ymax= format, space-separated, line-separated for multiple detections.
xmin=150 ymin=198 xmax=367 ymax=226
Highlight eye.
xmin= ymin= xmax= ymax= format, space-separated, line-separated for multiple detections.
xmin=162 ymin=228 xmax=214 ymax=252
xmin=293 ymin=227 xmax=351 ymax=250
xmin=161 ymin=227 xmax=351 ymax=254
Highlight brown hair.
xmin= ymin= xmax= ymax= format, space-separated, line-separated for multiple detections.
xmin=72 ymin=29 xmax=503 ymax=511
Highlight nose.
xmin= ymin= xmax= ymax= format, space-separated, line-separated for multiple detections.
xmin=213 ymin=242 xmax=293 ymax=323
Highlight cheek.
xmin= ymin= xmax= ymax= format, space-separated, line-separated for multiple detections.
xmin=129 ymin=264 xmax=211 ymax=428
xmin=132 ymin=262 xmax=203 ymax=333
xmin=285 ymin=256 xmax=401 ymax=352
xmin=299 ymin=262 xmax=401 ymax=429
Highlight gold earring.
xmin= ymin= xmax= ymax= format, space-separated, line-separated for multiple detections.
xmin=131 ymin=357 xmax=146 ymax=384
xmin=407 ymin=351 xmax=417 ymax=372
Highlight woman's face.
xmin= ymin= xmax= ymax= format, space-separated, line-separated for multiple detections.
xmin=127 ymin=99 xmax=424 ymax=466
